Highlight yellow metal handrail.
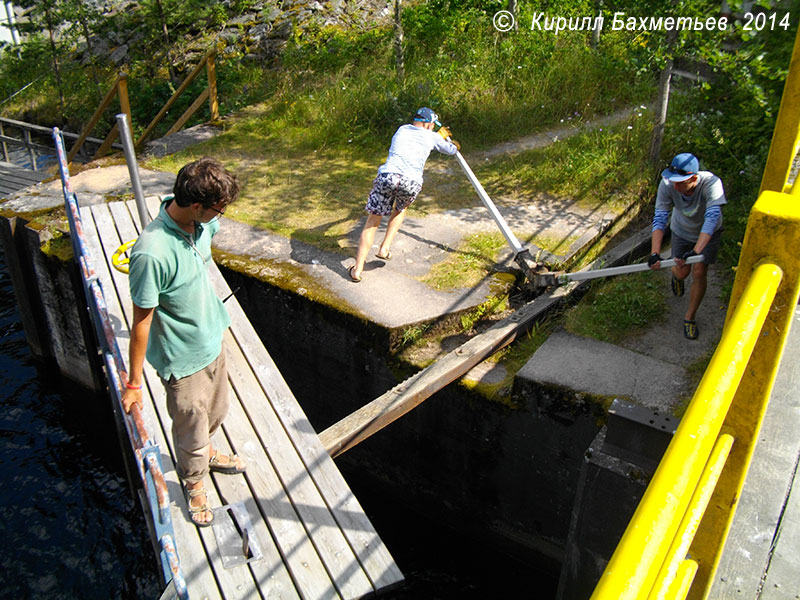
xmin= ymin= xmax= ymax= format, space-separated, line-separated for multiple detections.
xmin=593 ymin=22 xmax=800 ymax=599
xmin=591 ymin=261 xmax=784 ymax=599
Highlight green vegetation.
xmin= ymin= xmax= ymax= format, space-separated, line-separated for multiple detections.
xmin=422 ymin=232 xmax=509 ymax=290
xmin=564 ymin=271 xmax=668 ymax=343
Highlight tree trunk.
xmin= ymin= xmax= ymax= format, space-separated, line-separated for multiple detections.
xmin=648 ymin=58 xmax=673 ymax=166
xmin=81 ymin=19 xmax=103 ymax=99
xmin=153 ymin=0 xmax=178 ymax=89
xmin=44 ymin=6 xmax=65 ymax=115
xmin=507 ymin=0 xmax=518 ymax=31
xmin=591 ymin=1 xmax=603 ymax=48
xmin=649 ymin=31 xmax=679 ymax=166
xmin=393 ymin=0 xmax=405 ymax=83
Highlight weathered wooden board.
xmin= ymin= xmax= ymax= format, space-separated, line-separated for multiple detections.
xmin=0 ymin=161 xmax=49 ymax=196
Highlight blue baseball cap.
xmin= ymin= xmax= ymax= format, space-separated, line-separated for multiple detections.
xmin=413 ymin=107 xmax=442 ymax=127
xmin=662 ymin=153 xmax=699 ymax=183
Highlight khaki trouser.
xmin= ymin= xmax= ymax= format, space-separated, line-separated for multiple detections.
xmin=161 ymin=345 xmax=229 ymax=484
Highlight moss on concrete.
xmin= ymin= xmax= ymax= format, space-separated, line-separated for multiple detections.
xmin=212 ymin=247 xmax=367 ymax=321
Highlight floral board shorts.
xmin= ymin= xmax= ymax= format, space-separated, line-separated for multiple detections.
xmin=365 ymin=172 xmax=423 ymax=216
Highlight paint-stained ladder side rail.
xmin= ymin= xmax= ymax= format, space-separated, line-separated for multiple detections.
xmin=51 ymin=130 xmax=190 ymax=599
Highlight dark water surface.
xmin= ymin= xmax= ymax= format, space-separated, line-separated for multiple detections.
xmin=0 ymin=247 xmax=160 ymax=599
xmin=0 ymin=246 xmax=555 ymax=599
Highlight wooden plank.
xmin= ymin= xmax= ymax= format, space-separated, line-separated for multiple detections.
xmin=198 ymin=409 xmax=302 ymax=600
xmin=710 ymin=307 xmax=800 ymax=598
xmin=80 ymin=202 xmax=223 ymax=599
xmin=0 ymin=161 xmax=50 ymax=182
xmin=103 ymin=201 xmax=264 ymax=599
xmin=223 ymin=329 xmax=376 ymax=599
xmin=0 ymin=169 xmax=49 ymax=187
xmin=209 ymin=266 xmax=404 ymax=593
xmin=221 ymin=333 xmax=342 ymax=599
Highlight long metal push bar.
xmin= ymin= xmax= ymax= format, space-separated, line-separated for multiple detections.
xmin=453 ymin=150 xmax=540 ymax=279
xmin=534 ymin=254 xmax=705 ymax=287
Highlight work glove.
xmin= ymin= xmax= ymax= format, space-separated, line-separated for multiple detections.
xmin=679 ymin=249 xmax=698 ymax=260
xmin=450 ymin=139 xmax=461 ymax=151
xmin=647 ymin=253 xmax=661 ymax=267
xmin=438 ymin=126 xmax=453 ymax=140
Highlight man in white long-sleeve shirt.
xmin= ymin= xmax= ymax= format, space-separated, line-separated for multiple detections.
xmin=349 ymin=107 xmax=459 ymax=282
xmin=648 ymin=153 xmax=726 ymax=340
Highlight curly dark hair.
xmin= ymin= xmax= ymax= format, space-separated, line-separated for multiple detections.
xmin=173 ymin=157 xmax=239 ymax=208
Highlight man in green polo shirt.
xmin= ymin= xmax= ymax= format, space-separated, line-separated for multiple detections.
xmin=121 ymin=157 xmax=245 ymax=528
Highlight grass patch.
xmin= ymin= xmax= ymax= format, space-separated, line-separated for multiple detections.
xmin=421 ymin=232 xmax=508 ymax=290
xmin=563 ymin=271 xmax=667 ymax=344
xmin=475 ymin=112 xmax=652 ymax=215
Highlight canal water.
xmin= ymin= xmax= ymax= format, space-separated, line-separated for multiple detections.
xmin=0 ymin=245 xmax=556 ymax=599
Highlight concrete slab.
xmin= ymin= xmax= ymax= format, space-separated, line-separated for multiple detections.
xmin=519 ymin=329 xmax=688 ymax=414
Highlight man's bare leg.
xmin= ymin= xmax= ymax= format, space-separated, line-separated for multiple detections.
xmin=685 ymin=262 xmax=708 ymax=321
xmin=353 ymin=213 xmax=383 ymax=279
xmin=377 ymin=207 xmax=406 ymax=258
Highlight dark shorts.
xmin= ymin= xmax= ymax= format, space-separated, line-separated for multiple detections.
xmin=671 ymin=229 xmax=723 ymax=265
xmin=365 ymin=172 xmax=423 ymax=216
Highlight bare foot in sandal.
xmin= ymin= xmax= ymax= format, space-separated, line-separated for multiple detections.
xmin=208 ymin=448 xmax=246 ymax=474
xmin=185 ymin=481 xmax=214 ymax=527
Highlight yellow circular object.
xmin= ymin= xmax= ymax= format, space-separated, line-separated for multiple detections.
xmin=112 ymin=239 xmax=137 ymax=274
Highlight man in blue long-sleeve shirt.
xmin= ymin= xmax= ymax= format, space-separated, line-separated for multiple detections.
xmin=648 ymin=153 xmax=726 ymax=340
xmin=349 ymin=107 xmax=459 ymax=282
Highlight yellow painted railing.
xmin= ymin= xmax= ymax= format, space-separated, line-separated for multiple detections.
xmin=592 ymin=23 xmax=800 ymax=600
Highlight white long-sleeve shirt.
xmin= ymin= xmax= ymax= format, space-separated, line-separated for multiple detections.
xmin=377 ymin=124 xmax=458 ymax=184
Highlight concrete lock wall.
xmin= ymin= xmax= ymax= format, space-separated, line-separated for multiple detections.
xmin=0 ymin=215 xmax=100 ymax=391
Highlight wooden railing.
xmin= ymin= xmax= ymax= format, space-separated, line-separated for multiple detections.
xmin=135 ymin=50 xmax=218 ymax=151
xmin=6 ymin=50 xmax=218 ymax=171
xmin=66 ymin=72 xmax=132 ymax=164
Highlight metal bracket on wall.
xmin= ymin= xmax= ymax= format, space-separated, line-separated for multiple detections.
xmin=603 ymin=398 xmax=677 ymax=468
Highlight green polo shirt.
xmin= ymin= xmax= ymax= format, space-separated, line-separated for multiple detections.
xmin=129 ymin=198 xmax=230 ymax=380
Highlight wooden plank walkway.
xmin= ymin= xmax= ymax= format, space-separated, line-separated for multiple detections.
xmin=0 ymin=161 xmax=50 ymax=197
xmin=81 ymin=196 xmax=403 ymax=599
xmin=710 ymin=305 xmax=800 ymax=599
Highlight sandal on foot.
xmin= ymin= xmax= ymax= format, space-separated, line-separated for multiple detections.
xmin=375 ymin=251 xmax=392 ymax=260
xmin=671 ymin=275 xmax=685 ymax=297
xmin=348 ymin=266 xmax=362 ymax=283
xmin=683 ymin=319 xmax=698 ymax=340
xmin=209 ymin=450 xmax=246 ymax=474
xmin=184 ymin=483 xmax=214 ymax=527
